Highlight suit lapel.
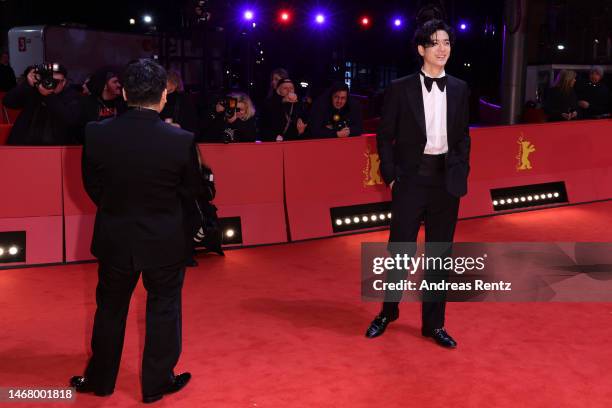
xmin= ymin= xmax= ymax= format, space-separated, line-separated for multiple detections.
xmin=446 ymin=76 xmax=459 ymax=145
xmin=406 ymin=74 xmax=427 ymax=142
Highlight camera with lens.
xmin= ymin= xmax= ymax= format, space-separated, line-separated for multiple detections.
xmin=30 ymin=63 xmax=62 ymax=90
xmin=218 ymin=96 xmax=238 ymax=118
xmin=331 ymin=114 xmax=350 ymax=131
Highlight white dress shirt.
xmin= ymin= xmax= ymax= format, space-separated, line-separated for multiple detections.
xmin=419 ymin=69 xmax=448 ymax=155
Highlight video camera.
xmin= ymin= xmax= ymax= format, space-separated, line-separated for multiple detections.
xmin=29 ymin=63 xmax=63 ymax=90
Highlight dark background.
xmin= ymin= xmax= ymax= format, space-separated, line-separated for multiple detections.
xmin=1 ymin=0 xmax=611 ymax=107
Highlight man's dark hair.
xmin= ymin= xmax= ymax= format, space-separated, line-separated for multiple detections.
xmin=413 ymin=19 xmax=455 ymax=50
xmin=121 ymin=59 xmax=167 ymax=106
xmin=412 ymin=19 xmax=455 ymax=65
xmin=330 ymin=82 xmax=350 ymax=95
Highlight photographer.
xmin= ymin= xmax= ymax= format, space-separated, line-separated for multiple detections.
xmin=309 ymin=82 xmax=364 ymax=139
xmin=204 ymin=92 xmax=257 ymax=143
xmin=261 ymin=79 xmax=307 ymax=141
xmin=80 ymin=67 xmax=127 ymax=123
xmin=3 ymin=63 xmax=81 ymax=145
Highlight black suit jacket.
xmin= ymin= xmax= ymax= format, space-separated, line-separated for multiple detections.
xmin=82 ymin=108 xmax=201 ymax=270
xmin=376 ymin=73 xmax=471 ymax=197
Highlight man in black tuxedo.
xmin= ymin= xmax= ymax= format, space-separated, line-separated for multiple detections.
xmin=71 ymin=59 xmax=200 ymax=403
xmin=365 ymin=19 xmax=470 ymax=348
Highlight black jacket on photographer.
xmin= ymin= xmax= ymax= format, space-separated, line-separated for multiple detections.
xmin=205 ymin=110 xmax=258 ymax=143
xmin=260 ymin=98 xmax=306 ymax=141
xmin=309 ymin=91 xmax=364 ymax=139
xmin=160 ymin=91 xmax=199 ymax=135
xmin=576 ymin=79 xmax=610 ymax=118
xmin=3 ymin=70 xmax=81 ymax=145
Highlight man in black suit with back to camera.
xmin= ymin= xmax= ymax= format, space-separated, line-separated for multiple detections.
xmin=365 ymin=19 xmax=471 ymax=348
xmin=71 ymin=59 xmax=201 ymax=403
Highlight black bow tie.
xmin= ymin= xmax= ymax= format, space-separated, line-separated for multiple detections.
xmin=420 ymin=71 xmax=447 ymax=92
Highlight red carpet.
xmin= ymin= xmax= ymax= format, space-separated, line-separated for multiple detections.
xmin=2 ymin=202 xmax=612 ymax=407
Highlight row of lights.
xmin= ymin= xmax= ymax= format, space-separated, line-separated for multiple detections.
xmin=0 ymin=246 xmax=19 ymax=256
xmin=129 ymin=11 xmax=473 ymax=32
xmin=243 ymin=10 xmax=408 ymax=28
xmin=493 ymin=192 xmax=560 ymax=207
xmin=129 ymin=15 xmax=154 ymax=25
xmin=241 ymin=9 xmax=471 ymax=31
xmin=335 ymin=212 xmax=392 ymax=226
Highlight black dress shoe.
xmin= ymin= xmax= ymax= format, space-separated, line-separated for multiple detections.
xmin=69 ymin=376 xmax=112 ymax=396
xmin=365 ymin=314 xmax=398 ymax=338
xmin=143 ymin=372 xmax=191 ymax=404
xmin=422 ymin=328 xmax=457 ymax=348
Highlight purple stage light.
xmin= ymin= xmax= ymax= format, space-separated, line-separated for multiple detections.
xmin=315 ymin=13 xmax=326 ymax=24
xmin=393 ymin=18 xmax=403 ymax=28
xmin=459 ymin=22 xmax=468 ymax=31
xmin=243 ymin=10 xmax=254 ymax=21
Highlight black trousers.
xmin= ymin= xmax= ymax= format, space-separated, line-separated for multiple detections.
xmin=382 ymin=158 xmax=460 ymax=332
xmin=84 ymin=261 xmax=185 ymax=397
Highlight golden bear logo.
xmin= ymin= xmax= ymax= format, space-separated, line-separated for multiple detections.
xmin=516 ymin=134 xmax=536 ymax=171
xmin=364 ymin=146 xmax=383 ymax=186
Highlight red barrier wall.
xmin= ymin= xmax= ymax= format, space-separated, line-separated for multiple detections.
xmin=0 ymin=125 xmax=11 ymax=145
xmin=60 ymin=143 xmax=287 ymax=261
xmin=283 ymin=120 xmax=612 ymax=240
xmin=62 ymin=147 xmax=97 ymax=262
xmin=283 ymin=137 xmax=390 ymax=241
xmin=0 ymin=147 xmax=64 ymax=266
xmin=198 ymin=143 xmax=287 ymax=246
xmin=1 ymin=120 xmax=611 ymax=266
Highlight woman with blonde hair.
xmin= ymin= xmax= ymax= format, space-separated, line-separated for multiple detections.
xmin=544 ymin=69 xmax=578 ymax=121
xmin=206 ymin=91 xmax=258 ymax=142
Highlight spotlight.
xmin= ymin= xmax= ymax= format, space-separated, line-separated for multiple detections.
xmin=243 ymin=10 xmax=254 ymax=21
xmin=129 ymin=18 xmax=136 ymax=25
xmin=360 ymin=16 xmax=370 ymax=27
xmin=490 ymin=182 xmax=568 ymax=212
xmin=557 ymin=44 xmax=565 ymax=50
xmin=225 ymin=229 xmax=235 ymax=238
xmin=330 ymin=203 xmax=392 ymax=233
xmin=393 ymin=18 xmax=403 ymax=28
xmin=143 ymin=15 xmax=153 ymax=24
xmin=315 ymin=13 xmax=325 ymax=24
xmin=0 ymin=232 xmax=26 ymax=263
xmin=279 ymin=10 xmax=291 ymax=23
xmin=493 ymin=200 xmax=499 ymax=206
xmin=459 ymin=21 xmax=468 ymax=31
